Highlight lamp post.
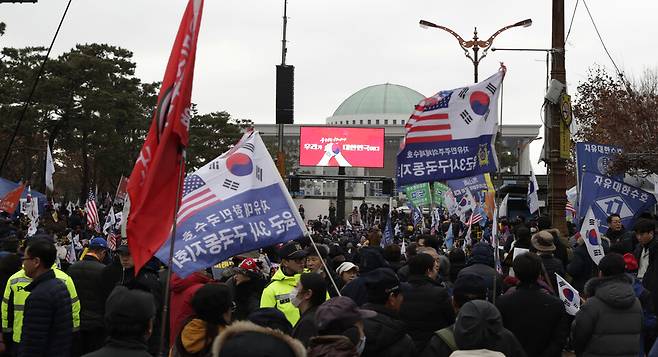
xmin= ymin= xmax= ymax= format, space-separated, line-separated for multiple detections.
xmin=419 ymin=19 xmax=532 ymax=82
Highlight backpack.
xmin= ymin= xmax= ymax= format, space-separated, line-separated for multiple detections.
xmin=435 ymin=327 xmax=457 ymax=352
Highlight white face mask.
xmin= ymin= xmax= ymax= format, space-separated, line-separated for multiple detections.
xmin=290 ymin=286 xmax=302 ymax=307
xmin=355 ymin=335 xmax=366 ymax=355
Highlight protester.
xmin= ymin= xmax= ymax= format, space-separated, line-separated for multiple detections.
xmin=457 ymin=243 xmax=503 ymax=299
xmin=361 ymin=268 xmax=416 ymax=357
xmin=308 ymin=296 xmax=375 ymax=357
xmin=624 ymin=253 xmax=657 ymax=354
xmin=495 ymin=252 xmax=568 ymax=357
xmin=304 ymin=245 xmax=338 ymax=297
xmin=82 ymin=286 xmax=155 ymax=357
xmin=170 ymin=283 xmax=233 ymax=356
xmin=336 ymin=262 xmax=359 ymax=290
xmin=291 ymin=273 xmax=327 ymax=346
xmin=247 ymin=308 xmax=293 ymax=335
xmin=341 ymin=246 xmax=390 ymax=306
xmin=2 ymin=237 xmax=80 ymax=356
xmin=530 ymin=231 xmax=565 ymax=293
xmin=573 ymin=253 xmax=642 ymax=356
xmin=169 ymin=271 xmax=214 ymax=344
xmin=399 ymin=253 xmax=454 ymax=352
xmin=635 ymin=219 xmax=658 ymax=310
xmin=228 ymin=257 xmax=266 ymax=321
xmin=19 ymin=239 xmax=73 ymax=357
xmin=260 ymin=242 xmax=307 ymax=325
xmin=605 ymin=213 xmax=635 ymax=254
xmin=567 ymin=231 xmax=611 ymax=293
xmin=67 ymin=237 xmax=109 ymax=355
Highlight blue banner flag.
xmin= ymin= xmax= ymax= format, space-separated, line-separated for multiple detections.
xmin=575 ymin=142 xmax=623 ymax=186
xmin=382 ymin=212 xmax=393 ymax=248
xmin=396 ymin=69 xmax=505 ymax=186
xmin=155 ymin=131 xmax=307 ymax=277
xmin=579 ymin=171 xmax=656 ymax=232
xmin=447 ymin=173 xmax=494 ymax=203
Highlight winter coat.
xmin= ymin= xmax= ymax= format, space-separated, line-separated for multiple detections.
xmin=19 ymin=269 xmax=73 ymax=357
xmin=495 ymin=283 xmax=568 ymax=357
xmin=635 ymin=238 xmax=658 ymax=312
xmin=81 ymin=338 xmax=151 ymax=357
xmin=260 ymin=268 xmax=301 ymax=325
xmin=67 ymin=253 xmax=106 ymax=331
xmin=421 ymin=302 xmax=526 ymax=357
xmin=568 ymin=239 xmax=610 ymax=293
xmin=538 ymin=253 xmax=566 ymax=293
xmin=227 ymin=275 xmax=266 ymax=321
xmin=542 ymin=228 xmax=572 ymax=267
xmin=292 ymin=305 xmax=319 ymax=347
xmin=604 ymin=227 xmax=635 ymax=254
xmin=169 ymin=272 xmax=213 ymax=343
xmin=211 ymin=320 xmax=306 ymax=357
xmin=399 ymin=274 xmax=455 ymax=352
xmin=573 ymin=274 xmax=642 ymax=357
xmin=361 ymin=303 xmax=417 ymax=357
xmin=308 ymin=335 xmax=358 ymax=357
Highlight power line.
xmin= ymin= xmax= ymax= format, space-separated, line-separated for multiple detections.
xmin=581 ymin=0 xmax=624 ymax=81
xmin=565 ymin=0 xmax=579 ymax=42
xmin=0 ymin=0 xmax=74 ymax=176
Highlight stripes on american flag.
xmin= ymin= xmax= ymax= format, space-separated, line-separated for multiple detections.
xmin=566 ymin=202 xmax=576 ymax=213
xmin=404 ymin=90 xmax=454 ymax=144
xmin=177 ymin=174 xmax=221 ymax=224
xmin=86 ymin=190 xmax=99 ymax=231
xmin=467 ymin=212 xmax=483 ymax=225
xmin=107 ymin=232 xmax=118 ymax=251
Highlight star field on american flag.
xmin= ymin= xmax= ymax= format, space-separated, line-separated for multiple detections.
xmin=421 ymin=91 xmax=453 ymax=112
xmin=183 ymin=174 xmax=206 ymax=196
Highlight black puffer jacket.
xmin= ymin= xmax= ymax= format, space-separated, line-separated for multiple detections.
xmin=362 ymin=303 xmax=416 ymax=357
xmin=20 ymin=269 xmax=73 ymax=357
xmin=81 ymin=338 xmax=151 ymax=357
xmin=399 ymin=274 xmax=454 ymax=352
xmin=573 ymin=274 xmax=642 ymax=357
xmin=67 ymin=254 xmax=106 ymax=330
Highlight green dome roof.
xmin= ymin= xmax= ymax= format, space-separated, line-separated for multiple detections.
xmin=333 ymin=83 xmax=424 ymax=116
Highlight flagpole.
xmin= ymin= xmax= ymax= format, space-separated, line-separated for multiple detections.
xmin=307 ymin=234 xmax=341 ymax=296
xmin=158 ymin=150 xmax=186 ymax=357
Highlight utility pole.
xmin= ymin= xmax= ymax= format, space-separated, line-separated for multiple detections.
xmin=547 ymin=0 xmax=568 ymax=235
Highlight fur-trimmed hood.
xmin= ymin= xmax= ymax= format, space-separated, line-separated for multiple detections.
xmin=212 ymin=320 xmax=306 ymax=357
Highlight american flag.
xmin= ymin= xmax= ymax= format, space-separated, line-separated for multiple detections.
xmin=177 ymin=174 xmax=221 ymax=224
xmin=403 ymin=90 xmax=453 ymax=144
xmin=566 ymin=202 xmax=576 ymax=213
xmin=467 ymin=211 xmax=483 ymax=226
xmin=86 ymin=189 xmax=99 ymax=231
xmin=107 ymin=232 xmax=118 ymax=251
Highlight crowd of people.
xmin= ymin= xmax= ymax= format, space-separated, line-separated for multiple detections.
xmin=0 ymin=200 xmax=657 ymax=357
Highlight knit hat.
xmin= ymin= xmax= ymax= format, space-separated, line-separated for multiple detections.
xmin=105 ymin=286 xmax=156 ymax=325
xmin=191 ymin=283 xmax=233 ymax=325
xmin=248 ymin=308 xmax=293 ymax=335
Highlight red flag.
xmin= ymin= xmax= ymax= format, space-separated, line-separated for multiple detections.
xmin=127 ymin=0 xmax=204 ymax=273
xmin=0 ymin=183 xmax=25 ymax=215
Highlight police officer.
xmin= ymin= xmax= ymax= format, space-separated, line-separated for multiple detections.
xmin=260 ymin=242 xmax=307 ymax=325
xmin=1 ymin=237 xmax=80 ymax=355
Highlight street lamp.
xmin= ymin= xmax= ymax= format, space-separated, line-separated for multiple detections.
xmin=419 ymin=19 xmax=532 ymax=82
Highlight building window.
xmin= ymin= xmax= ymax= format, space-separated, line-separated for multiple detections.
xmin=360 ymin=120 xmax=363 ymax=124
xmin=384 ymin=120 xmax=388 ymax=125
xmin=393 ymin=119 xmax=397 ymax=124
xmin=353 ymin=120 xmax=356 ymax=124
xmin=367 ymin=120 xmax=371 ymax=125
xmin=401 ymin=120 xmax=405 ymax=124
xmin=375 ymin=119 xmax=380 ymax=125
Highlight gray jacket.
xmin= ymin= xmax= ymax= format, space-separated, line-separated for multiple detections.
xmin=573 ymin=275 xmax=642 ymax=357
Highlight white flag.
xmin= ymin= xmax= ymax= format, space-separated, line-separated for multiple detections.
xmin=527 ymin=170 xmax=540 ymax=214
xmin=103 ymin=206 xmax=116 ymax=234
xmin=580 ymin=207 xmax=605 ymax=265
xmin=45 ymin=142 xmax=55 ymax=192
xmin=499 ymin=193 xmax=509 ymax=218
xmin=556 ymin=273 xmax=580 ymax=315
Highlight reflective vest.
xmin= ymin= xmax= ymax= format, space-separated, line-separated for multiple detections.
xmin=1 ymin=268 xmax=80 ymax=342
xmin=260 ymin=268 xmax=301 ymax=325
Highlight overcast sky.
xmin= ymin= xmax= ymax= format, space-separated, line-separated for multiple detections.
xmin=2 ymin=0 xmax=656 ymax=173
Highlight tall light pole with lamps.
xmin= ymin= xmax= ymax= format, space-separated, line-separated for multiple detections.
xmin=418 ymin=19 xmax=532 ymax=83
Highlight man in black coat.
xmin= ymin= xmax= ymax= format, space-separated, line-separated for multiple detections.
xmin=19 ymin=239 xmax=72 ymax=357
xmin=361 ymin=268 xmax=416 ymax=357
xmin=82 ymin=286 xmax=155 ymax=357
xmin=635 ymin=219 xmax=658 ymax=310
xmin=400 ymin=253 xmax=454 ymax=352
xmin=68 ymin=237 xmax=109 ymax=355
xmin=605 ymin=213 xmax=636 ymax=254
xmin=496 ymin=252 xmax=568 ymax=357
xmin=457 ymin=243 xmax=504 ymax=300
xmin=291 ymin=273 xmax=327 ymax=347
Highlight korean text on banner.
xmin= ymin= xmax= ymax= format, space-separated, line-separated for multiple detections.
xmin=404 ymin=182 xmax=432 ymax=208
xmin=432 ymin=182 xmax=450 ymax=206
xmin=579 ymin=171 xmax=656 ymax=232
xmin=447 ymin=173 xmax=494 ymax=203
xmin=154 ymin=131 xmax=307 ymax=278
xmin=575 ymin=142 xmax=623 ymax=186
xmin=396 ymin=68 xmax=505 ymax=186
